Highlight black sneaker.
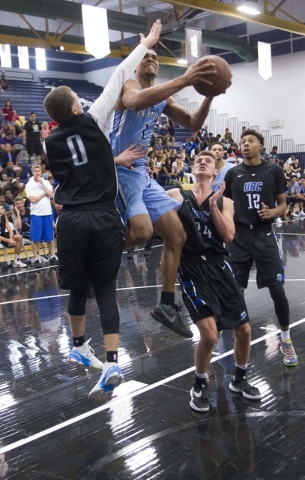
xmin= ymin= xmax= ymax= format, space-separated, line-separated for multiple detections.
xmin=229 ymin=375 xmax=261 ymax=400
xmin=50 ymin=256 xmax=58 ymax=266
xmin=126 ymin=248 xmax=134 ymax=260
xmin=34 ymin=259 xmax=42 ymax=269
xmin=190 ymin=386 xmax=209 ymax=412
xmin=150 ymin=304 xmax=193 ymax=338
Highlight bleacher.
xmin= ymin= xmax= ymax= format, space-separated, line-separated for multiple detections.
xmin=0 ymin=77 xmax=103 ymax=121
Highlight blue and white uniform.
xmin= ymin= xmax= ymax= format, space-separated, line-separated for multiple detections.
xmin=212 ymin=160 xmax=235 ymax=192
xmin=109 ymin=80 xmax=179 ymax=223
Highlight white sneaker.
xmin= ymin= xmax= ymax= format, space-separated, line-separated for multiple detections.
xmin=298 ymin=210 xmax=305 ymax=217
xmin=88 ymin=363 xmax=124 ymax=402
xmin=12 ymin=259 xmax=27 ymax=268
xmin=276 ymin=218 xmax=283 ymax=227
xmin=67 ymin=339 xmax=104 ymax=369
xmin=290 ymin=211 xmax=298 ymax=218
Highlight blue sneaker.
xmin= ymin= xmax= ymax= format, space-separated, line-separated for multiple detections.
xmin=67 ymin=339 xmax=104 ymax=369
xmin=88 ymin=363 xmax=124 ymax=402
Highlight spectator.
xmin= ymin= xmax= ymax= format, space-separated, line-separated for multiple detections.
xmin=13 ymin=195 xmax=31 ymax=241
xmin=41 ymin=121 xmax=51 ymax=141
xmin=153 ymin=137 xmax=164 ymax=154
xmin=25 ymin=164 xmax=58 ymax=267
xmin=204 ymin=132 xmax=215 ymax=150
xmin=3 ymin=188 xmax=15 ymax=219
xmin=1 ymin=161 xmax=24 ymax=194
xmin=2 ymin=100 xmax=15 ymax=135
xmin=1 ymin=143 xmax=21 ymax=172
xmin=23 ymin=112 xmax=43 ymax=163
xmin=0 ymin=204 xmax=27 ymax=268
xmin=0 ymin=131 xmax=15 ymax=152
xmin=269 ymin=145 xmax=279 ymax=158
xmin=290 ymin=157 xmax=301 ymax=177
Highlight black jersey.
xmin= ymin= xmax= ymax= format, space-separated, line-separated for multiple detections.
xmin=223 ymin=160 xmax=287 ymax=226
xmin=45 ymin=114 xmax=116 ymax=206
xmin=178 ymin=190 xmax=226 ymax=261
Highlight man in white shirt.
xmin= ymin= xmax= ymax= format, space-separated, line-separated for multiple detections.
xmin=25 ymin=164 xmax=57 ymax=268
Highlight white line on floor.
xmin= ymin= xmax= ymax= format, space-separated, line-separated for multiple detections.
xmin=0 ymin=317 xmax=304 ymax=456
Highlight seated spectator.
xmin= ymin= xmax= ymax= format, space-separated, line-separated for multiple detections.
xmin=286 ymin=174 xmax=299 ymax=218
xmin=204 ymin=132 xmax=215 ymax=150
xmin=153 ymin=137 xmax=164 ymax=154
xmin=12 ymin=196 xmax=31 ymax=241
xmin=1 ymin=143 xmax=21 ymax=172
xmin=295 ymin=175 xmax=305 ymax=216
xmin=3 ymin=188 xmax=15 ymax=219
xmin=285 ymin=155 xmax=295 ymax=166
xmin=283 ymin=163 xmax=293 ymax=180
xmin=157 ymin=123 xmax=171 ymax=143
xmin=171 ymin=156 xmax=185 ymax=183
xmin=269 ymin=146 xmax=279 ymax=158
xmin=290 ymin=158 xmax=301 ymax=177
xmin=0 ymin=204 xmax=27 ymax=268
xmin=157 ymin=156 xmax=176 ymax=187
xmin=1 ymin=161 xmax=25 ymax=194
xmin=147 ymin=151 xmax=161 ymax=180
xmin=0 ymin=132 xmax=15 ymax=152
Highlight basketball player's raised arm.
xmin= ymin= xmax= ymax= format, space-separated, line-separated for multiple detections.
xmin=164 ymin=96 xmax=214 ymax=132
xmin=88 ymin=19 xmax=162 ymax=136
xmin=121 ymin=58 xmax=216 ymax=113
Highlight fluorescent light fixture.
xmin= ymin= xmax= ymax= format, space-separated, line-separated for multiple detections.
xmin=0 ymin=44 xmax=12 ymax=68
xmin=237 ymin=2 xmax=261 ymax=15
xmin=35 ymin=48 xmax=47 ymax=71
xmin=82 ymin=5 xmax=110 ymax=59
xmin=177 ymin=58 xmax=188 ymax=65
xmin=18 ymin=46 xmax=29 ymax=69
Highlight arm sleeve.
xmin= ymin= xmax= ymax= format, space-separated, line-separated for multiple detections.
xmin=88 ymin=44 xmax=148 ymax=139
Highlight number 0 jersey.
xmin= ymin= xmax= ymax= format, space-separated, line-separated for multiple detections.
xmin=223 ymin=160 xmax=287 ymax=226
xmin=178 ymin=190 xmax=226 ymax=262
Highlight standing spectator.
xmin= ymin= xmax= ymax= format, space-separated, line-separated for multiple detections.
xmin=223 ymin=129 xmax=298 ymax=366
xmin=2 ymin=100 xmax=15 ymax=135
xmin=41 ymin=121 xmax=51 ymax=141
xmin=0 ymin=204 xmax=27 ymax=267
xmin=25 ymin=164 xmax=58 ymax=268
xmin=43 ymin=21 xmax=162 ymax=402
xmin=23 ymin=112 xmax=43 ymax=163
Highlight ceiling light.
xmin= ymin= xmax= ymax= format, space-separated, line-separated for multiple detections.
xmin=237 ymin=2 xmax=261 ymax=15
xmin=177 ymin=59 xmax=188 ymax=65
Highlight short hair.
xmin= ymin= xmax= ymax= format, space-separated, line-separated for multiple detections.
xmin=195 ymin=150 xmax=217 ymax=167
xmin=14 ymin=196 xmax=24 ymax=202
xmin=211 ymin=141 xmax=224 ymax=150
xmin=240 ymin=129 xmax=265 ymax=146
xmin=31 ymin=164 xmax=42 ymax=172
xmin=44 ymin=86 xmax=75 ymax=124
xmin=30 ymin=112 xmax=36 ymax=115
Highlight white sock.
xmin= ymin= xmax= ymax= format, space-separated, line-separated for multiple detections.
xmin=281 ymin=330 xmax=290 ymax=342
xmin=195 ymin=372 xmax=209 ymax=379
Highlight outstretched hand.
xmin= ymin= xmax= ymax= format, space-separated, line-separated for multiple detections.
xmin=115 ymin=144 xmax=147 ymax=168
xmin=140 ymin=19 xmax=162 ymax=49
xmin=209 ymin=181 xmax=225 ymax=206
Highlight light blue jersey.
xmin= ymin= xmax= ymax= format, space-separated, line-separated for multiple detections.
xmin=109 ymin=79 xmax=178 ymax=223
xmin=110 ymin=80 xmax=166 ymax=171
xmin=212 ymin=161 xmax=236 ymax=192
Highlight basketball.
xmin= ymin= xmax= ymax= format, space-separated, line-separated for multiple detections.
xmin=194 ymin=55 xmax=232 ymax=97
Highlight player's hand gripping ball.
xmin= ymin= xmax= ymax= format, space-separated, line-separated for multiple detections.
xmin=194 ymin=55 xmax=232 ymax=97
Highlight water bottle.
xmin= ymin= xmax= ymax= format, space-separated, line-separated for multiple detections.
xmin=27 ymin=172 xmax=30 ymax=181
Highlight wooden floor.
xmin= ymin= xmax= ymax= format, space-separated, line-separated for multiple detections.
xmin=0 ymin=218 xmax=305 ymax=479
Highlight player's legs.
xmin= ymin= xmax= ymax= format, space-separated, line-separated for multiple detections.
xmin=253 ymin=231 xmax=298 ymax=366
xmin=229 ymin=322 xmax=261 ymax=400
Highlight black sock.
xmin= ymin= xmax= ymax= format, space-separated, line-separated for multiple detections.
xmin=106 ymin=351 xmax=118 ymax=363
xmin=194 ymin=375 xmax=207 ymax=389
xmin=160 ymin=291 xmax=175 ymax=306
xmin=234 ymin=366 xmax=247 ymax=382
xmin=73 ymin=335 xmax=85 ymax=347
